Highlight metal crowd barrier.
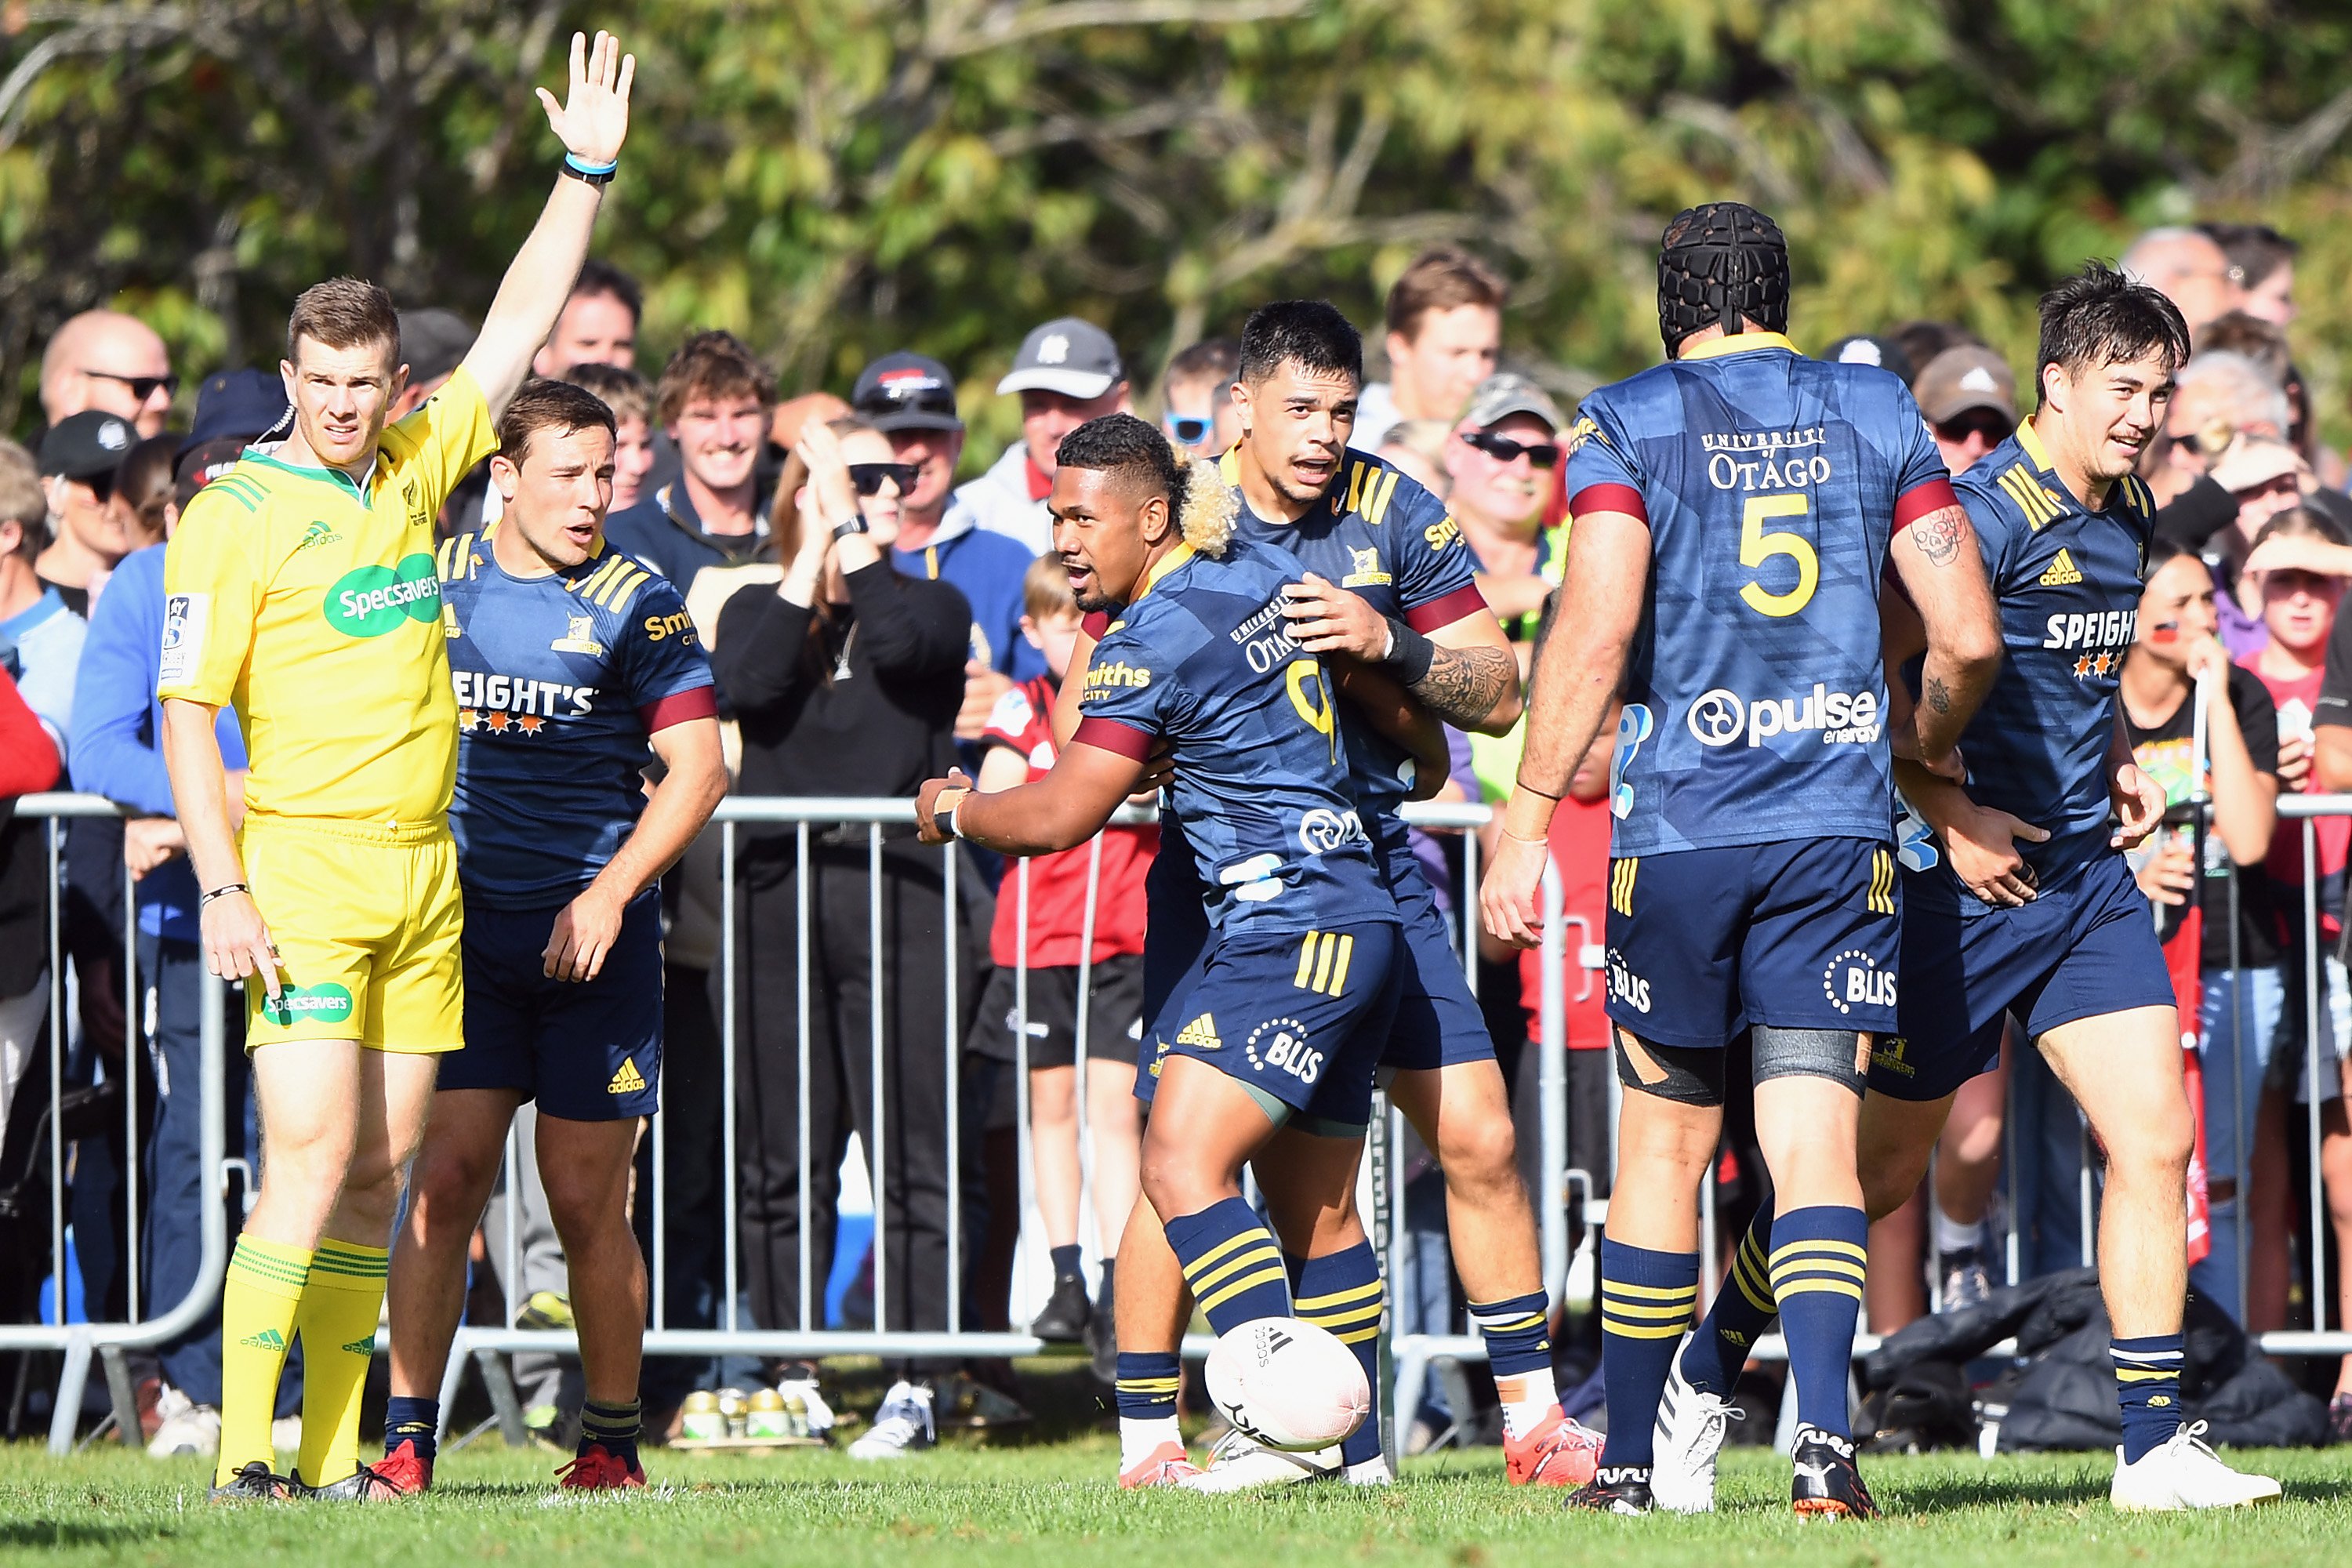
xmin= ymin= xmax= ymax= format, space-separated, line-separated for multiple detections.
xmin=14 ymin=787 xmax=2352 ymax=1458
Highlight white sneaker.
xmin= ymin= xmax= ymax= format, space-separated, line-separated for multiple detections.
xmin=1650 ymin=1338 xmax=1741 ymax=1515
xmin=776 ymin=1367 xmax=837 ymax=1439
xmin=848 ymin=1381 xmax=935 ymax=1461
xmin=2109 ymin=1421 xmax=2283 ymax=1512
xmin=147 ymin=1387 xmax=221 ymax=1459
xmin=1178 ymin=1427 xmax=1340 ymax=1493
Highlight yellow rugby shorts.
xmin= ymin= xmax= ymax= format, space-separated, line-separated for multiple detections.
xmin=238 ymin=816 xmax=464 ymax=1054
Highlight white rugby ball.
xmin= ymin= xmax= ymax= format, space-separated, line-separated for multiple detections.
xmin=1203 ymin=1317 xmax=1371 ymax=1452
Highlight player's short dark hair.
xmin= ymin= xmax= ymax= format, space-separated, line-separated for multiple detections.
xmin=1384 ymin=246 xmax=1507 ymax=341
xmin=655 ymin=329 xmax=778 ymax=426
xmin=1238 ymin=301 xmax=1363 ymax=388
xmin=2035 ymin=262 xmax=2191 ymax=394
xmin=2198 ymin=221 xmax=2298 ymax=292
xmin=1057 ymin=412 xmax=1184 ymax=503
xmin=1166 ymin=337 xmax=1239 ymax=390
xmin=561 ymin=361 xmax=652 ymax=426
xmin=287 ymin=277 xmax=399 ymax=366
xmin=1887 ymin=319 xmax=1986 ymax=376
xmin=496 ymin=378 xmax=618 ymax=468
xmin=570 ymin=259 xmax=644 ymax=324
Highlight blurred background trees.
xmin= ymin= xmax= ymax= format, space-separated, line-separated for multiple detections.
xmin=9 ymin=0 xmax=2352 ymax=455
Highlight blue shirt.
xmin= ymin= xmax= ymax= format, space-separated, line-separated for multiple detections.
xmin=1073 ymin=537 xmax=1396 ymax=937
xmin=1929 ymin=423 xmax=2154 ymax=881
xmin=1564 ymin=332 xmax=1954 ymax=855
xmin=1215 ymin=445 xmax=1489 ymax=862
xmin=67 ymin=544 xmax=248 ymax=941
xmin=893 ymin=524 xmax=1048 ymax=681
xmin=439 ymin=528 xmax=717 ymax=909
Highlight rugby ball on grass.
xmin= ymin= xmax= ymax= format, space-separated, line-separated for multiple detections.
xmin=1203 ymin=1317 xmax=1370 ymax=1452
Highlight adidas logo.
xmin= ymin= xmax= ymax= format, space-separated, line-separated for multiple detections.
xmin=342 ymin=1334 xmax=377 ymax=1356
xmin=1174 ymin=1013 xmax=1221 ymax=1051
xmin=607 ymin=1058 xmax=648 ymax=1094
xmin=295 ymin=520 xmax=343 ymax=552
xmin=2038 ymin=547 xmax=2083 ymax=586
xmin=240 ymin=1328 xmax=286 ymax=1351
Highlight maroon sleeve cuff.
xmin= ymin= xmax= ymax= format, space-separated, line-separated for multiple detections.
xmin=1404 ymin=583 xmax=1494 ymax=634
xmin=1081 ymin=610 xmax=1112 ymax=639
xmin=1072 ymin=717 xmax=1154 ymax=761
xmin=639 ymin=685 xmax=718 ymax=733
xmin=1568 ymin=482 xmax=1646 ymax=522
xmin=1893 ymin=477 xmax=1960 ymax=532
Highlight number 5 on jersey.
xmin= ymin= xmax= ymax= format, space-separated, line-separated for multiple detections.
xmin=1740 ymin=494 xmax=1817 ymax=618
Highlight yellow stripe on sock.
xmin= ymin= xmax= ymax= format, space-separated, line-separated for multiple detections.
xmin=1181 ymin=1227 xmax=1277 ymax=1279
xmin=1199 ymin=1264 xmax=1290 ymax=1314
xmin=1301 ymin=1301 xmax=1385 ymax=1331
xmin=1771 ymin=1257 xmax=1867 ymax=1284
xmin=1770 ymin=1237 xmax=1867 ymax=1264
xmin=1294 ymin=1279 xmax=1384 ymax=1312
xmin=1602 ymin=1318 xmax=1690 ymax=1340
xmin=1733 ymin=1272 xmax=1777 ymax=1313
xmin=1773 ymin=1277 xmax=1864 ymax=1302
xmin=1472 ymin=1312 xmax=1548 ymax=1334
xmin=1600 ymin=1278 xmax=1697 ymax=1301
xmin=1332 ymin=1326 xmax=1381 ymax=1345
xmin=1599 ymin=1296 xmax=1694 ymax=1319
xmin=2115 ymin=1367 xmax=2180 ymax=1382
xmin=1118 ymin=1377 xmax=1182 ymax=1393
xmin=1189 ymin=1243 xmax=1285 ymax=1298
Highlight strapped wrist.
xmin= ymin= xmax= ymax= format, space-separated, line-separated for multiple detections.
xmin=1382 ymin=616 xmax=1436 ymax=684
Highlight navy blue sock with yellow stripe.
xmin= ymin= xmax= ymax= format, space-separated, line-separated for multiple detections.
xmin=2112 ymin=1334 xmax=2185 ymax=1462
xmin=1294 ymin=1243 xmax=1384 ymax=1465
xmin=1165 ymin=1198 xmax=1291 ymax=1334
xmin=1598 ymin=1240 xmax=1699 ymax=1469
xmin=1681 ymin=1207 xmax=1778 ymax=1396
xmin=1769 ymin=1205 xmax=1867 ymax=1439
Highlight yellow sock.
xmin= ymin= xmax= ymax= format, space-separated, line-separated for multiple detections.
xmin=216 ymin=1235 xmax=310 ymax=1486
xmin=293 ymin=1240 xmax=389 ymax=1486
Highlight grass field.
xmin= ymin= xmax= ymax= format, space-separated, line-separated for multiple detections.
xmin=5 ymin=1438 xmax=2350 ymax=1567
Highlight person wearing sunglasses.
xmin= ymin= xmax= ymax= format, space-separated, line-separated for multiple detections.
xmin=710 ymin=415 xmax=975 ymax=1461
xmin=38 ymin=309 xmax=178 ymax=439
xmin=36 ymin=410 xmax=138 ymax=617
xmin=1443 ymin=373 xmax=1564 ymax=643
xmin=1161 ymin=338 xmax=1241 ymax=456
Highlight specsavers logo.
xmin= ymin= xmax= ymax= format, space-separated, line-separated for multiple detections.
xmin=260 ymin=982 xmax=354 ymax=1028
xmin=325 ymin=554 xmax=441 ymax=638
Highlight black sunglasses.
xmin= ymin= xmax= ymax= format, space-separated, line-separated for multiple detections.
xmin=849 ymin=462 xmax=920 ymax=497
xmin=83 ymin=368 xmax=178 ymax=402
xmin=1168 ymin=415 xmax=1212 ymax=447
xmin=1459 ymin=430 xmax=1559 ymax=468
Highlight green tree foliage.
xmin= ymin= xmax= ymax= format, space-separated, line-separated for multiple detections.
xmin=5 ymin=0 xmax=2351 ymax=447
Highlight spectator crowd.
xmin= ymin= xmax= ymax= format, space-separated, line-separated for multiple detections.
xmin=8 ymin=220 xmax=2352 ymax=1456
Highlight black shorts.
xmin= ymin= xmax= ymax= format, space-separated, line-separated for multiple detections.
xmin=967 ymin=954 xmax=1145 ymax=1069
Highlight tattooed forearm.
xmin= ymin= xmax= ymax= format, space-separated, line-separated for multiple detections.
xmin=1910 ymin=505 xmax=1969 ymax=568
xmin=1408 ymin=644 xmax=1519 ymax=729
xmin=1925 ymin=674 xmax=1951 ymax=714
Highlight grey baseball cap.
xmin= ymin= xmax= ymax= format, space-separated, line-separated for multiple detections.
xmin=397 ymin=308 xmax=474 ymax=385
xmin=1460 ymin=372 xmax=1563 ymax=433
xmin=996 ymin=317 xmax=1125 ymax=401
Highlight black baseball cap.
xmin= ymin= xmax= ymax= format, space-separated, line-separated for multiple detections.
xmin=851 ymin=352 xmax=963 ymax=433
xmin=180 ymin=368 xmax=292 ymax=454
xmin=397 ymin=308 xmax=474 ymax=386
xmin=39 ymin=410 xmax=136 ymax=481
xmin=996 ymin=318 xmax=1124 ymax=401
xmin=1818 ymin=333 xmax=1917 ymax=387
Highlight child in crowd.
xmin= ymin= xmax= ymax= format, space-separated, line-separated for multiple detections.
xmin=968 ymin=554 xmax=1156 ymax=1364
xmin=2238 ymin=505 xmax=2352 ymax=1436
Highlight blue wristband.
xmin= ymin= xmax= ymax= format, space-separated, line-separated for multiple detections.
xmin=563 ymin=153 xmax=619 ymax=177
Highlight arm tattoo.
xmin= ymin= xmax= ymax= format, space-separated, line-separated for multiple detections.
xmin=1925 ymin=674 xmax=1952 ymax=714
xmin=1910 ymin=506 xmax=1966 ymax=568
xmin=1408 ymin=644 xmax=1517 ymax=728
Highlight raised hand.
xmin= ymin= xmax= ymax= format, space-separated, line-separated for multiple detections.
xmin=536 ymin=30 xmax=634 ymax=167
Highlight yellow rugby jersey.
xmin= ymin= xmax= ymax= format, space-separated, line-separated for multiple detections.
xmin=159 ymin=368 xmax=498 ymax=823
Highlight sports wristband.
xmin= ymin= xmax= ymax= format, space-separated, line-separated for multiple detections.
xmin=935 ymin=789 xmax=967 ymax=840
xmin=1381 ymin=615 xmax=1436 ymax=684
xmin=200 ymin=882 xmax=249 ymax=909
xmin=832 ymin=512 xmax=871 ymax=541
xmin=561 ymin=153 xmax=618 ymax=186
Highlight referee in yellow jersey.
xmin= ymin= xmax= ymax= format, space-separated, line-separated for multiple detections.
xmin=159 ymin=31 xmax=636 ymax=1501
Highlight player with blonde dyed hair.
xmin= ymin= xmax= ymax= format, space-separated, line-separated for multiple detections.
xmin=160 ymin=31 xmax=635 ymax=1502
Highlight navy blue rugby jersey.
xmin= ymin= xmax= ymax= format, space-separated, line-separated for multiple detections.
xmin=1564 ymin=332 xmax=1956 ymax=855
xmin=1072 ymin=535 xmax=1397 ymax=937
xmin=1922 ymin=423 xmax=2154 ymax=880
xmin=438 ymin=528 xmax=716 ymax=908
xmin=1213 ymin=445 xmax=1489 ymax=842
